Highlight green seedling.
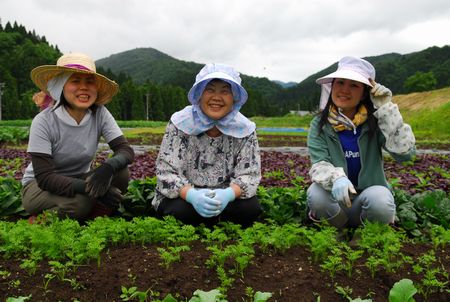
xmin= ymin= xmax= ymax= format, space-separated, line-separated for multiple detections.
xmin=188 ymin=288 xmax=227 ymax=302
xmin=48 ymin=260 xmax=74 ymax=280
xmin=388 ymin=278 xmax=417 ymax=302
xmin=42 ymin=273 xmax=55 ymax=294
xmin=6 ymin=295 xmax=32 ymax=302
xmin=335 ymin=284 xmax=372 ymax=301
xmin=19 ymin=259 xmax=39 ymax=276
xmin=157 ymin=245 xmax=190 ymax=269
xmin=0 ymin=269 xmax=11 ymax=279
xmin=120 ymin=286 xmax=150 ymax=302
xmin=63 ymin=277 xmax=86 ymax=291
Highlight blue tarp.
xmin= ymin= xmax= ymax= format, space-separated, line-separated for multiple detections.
xmin=257 ymin=127 xmax=307 ymax=133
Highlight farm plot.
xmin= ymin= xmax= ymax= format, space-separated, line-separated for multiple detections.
xmin=0 ymin=147 xmax=449 ymax=301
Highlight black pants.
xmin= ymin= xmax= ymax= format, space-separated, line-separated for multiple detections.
xmin=156 ymin=196 xmax=262 ymax=227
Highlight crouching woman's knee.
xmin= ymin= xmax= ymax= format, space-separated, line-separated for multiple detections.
xmin=58 ymin=195 xmax=93 ymax=220
xmin=361 ymin=186 xmax=395 ymax=224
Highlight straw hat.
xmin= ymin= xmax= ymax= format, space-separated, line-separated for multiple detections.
xmin=30 ymin=52 xmax=119 ymax=105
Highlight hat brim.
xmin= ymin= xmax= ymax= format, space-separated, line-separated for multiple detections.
xmin=30 ymin=65 xmax=119 ymax=105
xmin=188 ymin=71 xmax=248 ymax=105
xmin=316 ymin=70 xmax=373 ymax=87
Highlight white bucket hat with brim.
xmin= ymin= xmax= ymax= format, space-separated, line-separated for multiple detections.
xmin=316 ymin=56 xmax=375 ymax=109
xmin=188 ymin=63 xmax=248 ymax=108
xmin=30 ymin=52 xmax=119 ymax=105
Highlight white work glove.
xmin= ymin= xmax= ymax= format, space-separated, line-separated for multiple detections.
xmin=331 ymin=177 xmax=356 ymax=208
xmin=369 ymin=79 xmax=392 ymax=109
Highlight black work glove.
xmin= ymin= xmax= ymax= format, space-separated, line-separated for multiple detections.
xmin=86 ymin=163 xmax=114 ymax=198
xmin=97 ymin=186 xmax=123 ymax=209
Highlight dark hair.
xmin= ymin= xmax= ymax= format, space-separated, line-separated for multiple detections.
xmin=52 ymin=92 xmax=98 ymax=115
xmin=317 ymin=81 xmax=377 ymax=138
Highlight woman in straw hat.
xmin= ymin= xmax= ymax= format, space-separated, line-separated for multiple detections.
xmin=22 ymin=52 xmax=134 ymax=221
xmin=307 ymin=56 xmax=415 ymax=231
xmin=152 ymin=63 xmax=262 ymax=227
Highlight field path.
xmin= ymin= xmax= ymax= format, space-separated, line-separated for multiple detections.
xmin=99 ymin=143 xmax=450 ymax=156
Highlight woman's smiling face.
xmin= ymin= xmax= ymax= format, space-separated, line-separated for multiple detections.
xmin=63 ymin=73 xmax=98 ymax=111
xmin=199 ymin=79 xmax=234 ymax=120
xmin=331 ymin=78 xmax=365 ymax=117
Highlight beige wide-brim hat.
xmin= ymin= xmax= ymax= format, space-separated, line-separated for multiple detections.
xmin=30 ymin=52 xmax=119 ymax=105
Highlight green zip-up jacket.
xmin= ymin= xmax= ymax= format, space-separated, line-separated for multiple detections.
xmin=307 ymin=103 xmax=415 ymax=191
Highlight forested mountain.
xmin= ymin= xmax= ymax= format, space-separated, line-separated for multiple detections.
xmin=0 ymin=21 xmax=61 ymax=119
xmin=1 ymin=20 xmax=449 ymax=120
xmin=96 ymin=48 xmax=285 ymax=116
xmin=97 ymin=48 xmax=202 ymax=88
xmin=97 ymin=45 xmax=450 ymax=114
xmin=281 ymin=47 xmax=450 ymax=111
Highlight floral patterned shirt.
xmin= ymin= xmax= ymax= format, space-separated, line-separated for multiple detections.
xmin=152 ymin=122 xmax=261 ymax=209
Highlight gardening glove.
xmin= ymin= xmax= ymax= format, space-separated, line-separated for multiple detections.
xmin=331 ymin=177 xmax=356 ymax=208
xmin=85 ymin=163 xmax=114 ymax=198
xmin=369 ymin=79 xmax=392 ymax=109
xmin=97 ymin=186 xmax=123 ymax=209
xmin=212 ymin=187 xmax=236 ymax=212
xmin=186 ymin=188 xmax=221 ymax=218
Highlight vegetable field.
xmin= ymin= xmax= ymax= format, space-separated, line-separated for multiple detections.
xmin=0 ymin=146 xmax=449 ymax=301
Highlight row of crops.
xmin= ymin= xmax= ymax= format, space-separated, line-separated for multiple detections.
xmin=0 ymin=138 xmax=448 ymax=300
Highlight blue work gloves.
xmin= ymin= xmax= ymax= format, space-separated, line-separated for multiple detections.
xmin=213 ymin=187 xmax=236 ymax=212
xmin=186 ymin=188 xmax=221 ymax=218
xmin=331 ymin=177 xmax=356 ymax=208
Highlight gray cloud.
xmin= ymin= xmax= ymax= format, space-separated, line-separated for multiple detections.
xmin=1 ymin=0 xmax=449 ymax=82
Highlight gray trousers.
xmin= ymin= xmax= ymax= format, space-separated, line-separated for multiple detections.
xmin=21 ymin=168 xmax=130 ymax=220
xmin=307 ymin=183 xmax=395 ymax=228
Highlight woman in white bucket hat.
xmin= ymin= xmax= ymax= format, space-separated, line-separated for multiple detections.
xmin=307 ymin=56 xmax=415 ymax=231
xmin=153 ymin=63 xmax=262 ymax=227
xmin=21 ymin=52 xmax=134 ymax=222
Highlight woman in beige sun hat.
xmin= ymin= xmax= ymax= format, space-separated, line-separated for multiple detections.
xmin=22 ymin=52 xmax=134 ymax=222
xmin=306 ymin=56 xmax=416 ymax=232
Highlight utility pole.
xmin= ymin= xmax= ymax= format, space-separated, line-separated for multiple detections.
xmin=145 ymin=93 xmax=150 ymax=121
xmin=0 ymin=82 xmax=5 ymax=121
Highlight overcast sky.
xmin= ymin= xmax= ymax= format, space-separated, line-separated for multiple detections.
xmin=2 ymin=0 xmax=450 ymax=82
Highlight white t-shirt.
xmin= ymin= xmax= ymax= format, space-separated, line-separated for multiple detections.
xmin=22 ymin=105 xmax=123 ymax=186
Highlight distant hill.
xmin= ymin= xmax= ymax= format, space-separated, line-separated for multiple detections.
xmin=281 ymin=46 xmax=450 ymax=110
xmin=96 ymin=48 xmax=282 ymax=100
xmin=97 ymin=46 xmax=450 ymax=111
xmin=273 ymin=80 xmax=297 ymax=88
xmin=96 ymin=48 xmax=202 ymax=89
xmin=5 ymin=20 xmax=448 ymax=120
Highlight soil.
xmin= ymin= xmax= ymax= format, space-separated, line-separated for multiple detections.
xmin=0 ymin=238 xmax=448 ymax=302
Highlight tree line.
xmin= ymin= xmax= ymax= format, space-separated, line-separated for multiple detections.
xmin=1 ymin=20 xmax=448 ymax=121
xmin=0 ymin=21 xmax=287 ymax=121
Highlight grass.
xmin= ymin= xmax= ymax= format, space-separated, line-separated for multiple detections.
xmin=251 ymin=114 xmax=313 ymax=128
xmin=256 ymin=130 xmax=308 ymax=136
xmin=401 ymin=102 xmax=450 ymax=141
xmin=122 ymin=126 xmax=167 ymax=138
xmin=1 ymin=88 xmax=449 ymax=144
